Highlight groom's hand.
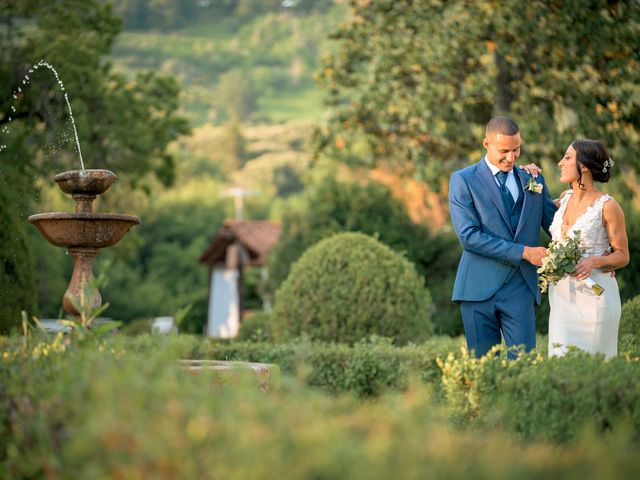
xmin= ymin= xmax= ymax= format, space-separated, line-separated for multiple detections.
xmin=522 ymin=246 xmax=547 ymax=266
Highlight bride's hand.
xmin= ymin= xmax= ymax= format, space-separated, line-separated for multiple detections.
xmin=572 ymin=257 xmax=599 ymax=280
xmin=519 ymin=163 xmax=542 ymax=177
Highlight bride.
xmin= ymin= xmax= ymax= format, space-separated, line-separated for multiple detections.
xmin=548 ymin=139 xmax=630 ymax=358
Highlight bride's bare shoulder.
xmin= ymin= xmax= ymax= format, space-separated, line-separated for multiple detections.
xmin=602 ymin=195 xmax=625 ymax=219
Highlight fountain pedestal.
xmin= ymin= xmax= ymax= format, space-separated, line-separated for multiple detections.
xmin=28 ymin=170 xmax=140 ymax=319
xmin=63 ymin=247 xmax=101 ymax=315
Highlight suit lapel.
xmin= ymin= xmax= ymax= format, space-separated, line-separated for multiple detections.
xmin=513 ymin=168 xmax=529 ymax=238
xmin=475 ymin=160 xmax=511 ymax=231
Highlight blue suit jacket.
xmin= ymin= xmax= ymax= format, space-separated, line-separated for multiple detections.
xmin=449 ymin=159 xmax=557 ymax=305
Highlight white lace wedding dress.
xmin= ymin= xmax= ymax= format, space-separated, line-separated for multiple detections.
xmin=548 ymin=192 xmax=621 ymax=358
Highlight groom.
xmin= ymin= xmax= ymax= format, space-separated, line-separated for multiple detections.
xmin=449 ymin=117 xmax=557 ymax=358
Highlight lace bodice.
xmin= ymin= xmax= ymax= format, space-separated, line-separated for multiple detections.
xmin=549 ymin=192 xmax=612 ymax=256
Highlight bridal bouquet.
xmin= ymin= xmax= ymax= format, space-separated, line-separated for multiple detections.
xmin=538 ymin=230 xmax=604 ymax=295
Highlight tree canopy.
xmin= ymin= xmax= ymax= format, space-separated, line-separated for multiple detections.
xmin=315 ymin=0 xmax=640 ymax=186
xmin=0 ymin=0 xmax=190 ymax=187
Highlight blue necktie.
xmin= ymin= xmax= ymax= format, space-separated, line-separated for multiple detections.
xmin=496 ymin=171 xmax=515 ymax=211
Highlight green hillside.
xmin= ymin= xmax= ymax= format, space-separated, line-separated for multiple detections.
xmin=110 ymin=8 xmax=345 ymax=126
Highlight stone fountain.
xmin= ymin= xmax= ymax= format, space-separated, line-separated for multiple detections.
xmin=28 ymin=169 xmax=140 ymax=317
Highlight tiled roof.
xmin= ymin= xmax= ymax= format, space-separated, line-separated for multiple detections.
xmin=199 ymin=220 xmax=281 ymax=267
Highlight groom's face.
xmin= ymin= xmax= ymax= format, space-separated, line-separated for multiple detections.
xmin=483 ymin=132 xmax=521 ymax=172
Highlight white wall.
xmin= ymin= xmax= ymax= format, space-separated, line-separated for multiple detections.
xmin=207 ymin=266 xmax=240 ymax=338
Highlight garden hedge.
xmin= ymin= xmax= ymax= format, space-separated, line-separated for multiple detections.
xmin=438 ymin=346 xmax=640 ymax=443
xmin=2 ymin=334 xmax=640 ymax=478
xmin=4 ymin=334 xmax=640 ymax=478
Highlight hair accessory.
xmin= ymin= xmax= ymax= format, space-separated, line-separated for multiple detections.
xmin=602 ymin=156 xmax=615 ymax=173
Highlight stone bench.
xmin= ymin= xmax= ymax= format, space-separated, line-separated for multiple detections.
xmin=178 ymin=359 xmax=279 ymax=392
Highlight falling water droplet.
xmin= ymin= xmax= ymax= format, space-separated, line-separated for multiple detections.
xmin=10 ymin=60 xmax=86 ymax=170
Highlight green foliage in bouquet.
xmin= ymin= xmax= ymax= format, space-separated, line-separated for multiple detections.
xmin=538 ymin=231 xmax=583 ymax=293
xmin=272 ymin=232 xmax=433 ymax=345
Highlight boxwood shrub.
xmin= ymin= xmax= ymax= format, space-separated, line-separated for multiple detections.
xmin=4 ymin=335 xmax=640 ymax=478
xmin=272 ymin=232 xmax=433 ymax=344
xmin=620 ymin=295 xmax=640 ymax=336
xmin=192 ymin=335 xmax=464 ymax=397
xmin=437 ymin=346 xmax=640 ymax=443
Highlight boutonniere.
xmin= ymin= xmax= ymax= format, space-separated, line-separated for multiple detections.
xmin=526 ymin=177 xmax=543 ymax=194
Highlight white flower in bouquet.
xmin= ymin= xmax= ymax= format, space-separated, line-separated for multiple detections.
xmin=537 ymin=230 xmax=604 ymax=295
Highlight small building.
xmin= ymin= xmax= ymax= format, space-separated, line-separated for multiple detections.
xmin=199 ymin=220 xmax=281 ymax=338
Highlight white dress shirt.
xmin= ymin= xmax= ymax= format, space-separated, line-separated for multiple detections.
xmin=484 ymin=156 xmax=520 ymax=203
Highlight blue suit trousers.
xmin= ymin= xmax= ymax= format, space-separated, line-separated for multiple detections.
xmin=460 ymin=270 xmax=536 ymax=359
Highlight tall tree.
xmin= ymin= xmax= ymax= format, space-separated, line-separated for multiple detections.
xmin=315 ymin=0 xmax=640 ymax=188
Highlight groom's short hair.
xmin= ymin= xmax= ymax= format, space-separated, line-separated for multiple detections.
xmin=486 ymin=117 xmax=519 ymax=136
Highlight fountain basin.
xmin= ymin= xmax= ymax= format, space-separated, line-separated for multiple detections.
xmin=28 ymin=212 xmax=141 ymax=248
xmin=54 ymin=169 xmax=117 ymax=196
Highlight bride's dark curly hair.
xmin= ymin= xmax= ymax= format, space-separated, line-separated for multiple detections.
xmin=572 ymin=139 xmax=612 ymax=190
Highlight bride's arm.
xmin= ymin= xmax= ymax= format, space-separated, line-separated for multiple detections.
xmin=573 ymin=199 xmax=629 ymax=280
xmin=601 ymin=199 xmax=630 ymax=269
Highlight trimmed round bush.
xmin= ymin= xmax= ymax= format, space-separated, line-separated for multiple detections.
xmin=272 ymin=232 xmax=433 ymax=344
xmin=620 ymin=295 xmax=640 ymax=336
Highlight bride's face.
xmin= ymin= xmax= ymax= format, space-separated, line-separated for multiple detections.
xmin=558 ymin=145 xmax=582 ymax=183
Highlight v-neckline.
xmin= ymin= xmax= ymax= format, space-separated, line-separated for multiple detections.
xmin=560 ymin=192 xmax=605 ymax=238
